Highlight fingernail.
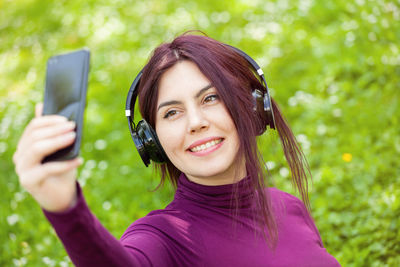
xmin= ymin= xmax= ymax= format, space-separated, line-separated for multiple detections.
xmin=57 ymin=116 xmax=68 ymax=122
xmin=66 ymin=132 xmax=76 ymax=139
xmin=67 ymin=121 xmax=76 ymax=128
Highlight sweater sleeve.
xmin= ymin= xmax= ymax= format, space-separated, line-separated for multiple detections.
xmin=42 ymin=182 xmax=152 ymax=267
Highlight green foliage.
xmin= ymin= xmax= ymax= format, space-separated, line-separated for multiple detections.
xmin=1 ymin=0 xmax=399 ymax=266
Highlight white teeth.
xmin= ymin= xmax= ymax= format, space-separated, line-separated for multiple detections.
xmin=190 ymin=139 xmax=222 ymax=152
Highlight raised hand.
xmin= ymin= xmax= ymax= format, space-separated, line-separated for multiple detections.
xmin=13 ymin=103 xmax=83 ymax=212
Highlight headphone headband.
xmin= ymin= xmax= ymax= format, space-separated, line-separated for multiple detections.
xmin=225 ymin=45 xmax=275 ymax=130
xmin=125 ymin=70 xmax=143 ymax=119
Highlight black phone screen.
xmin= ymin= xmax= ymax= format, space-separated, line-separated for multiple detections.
xmin=42 ymin=49 xmax=90 ymax=162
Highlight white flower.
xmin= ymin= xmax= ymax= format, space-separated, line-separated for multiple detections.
xmin=102 ymin=201 xmax=112 ymax=211
xmin=98 ymin=160 xmax=108 ymax=170
xmin=265 ymin=161 xmax=276 ymax=170
xmin=12 ymin=257 xmax=27 ymax=266
xmin=42 ymin=256 xmax=55 ymax=266
xmin=7 ymin=214 xmax=19 ymax=226
xmin=317 ymin=124 xmax=327 ymax=136
xmin=94 ymin=139 xmax=107 ymax=150
xmin=279 ymin=167 xmax=290 ymax=178
xmin=85 ymin=159 xmax=96 ymax=169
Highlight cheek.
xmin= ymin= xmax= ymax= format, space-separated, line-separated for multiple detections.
xmin=215 ymin=109 xmax=240 ymax=148
xmin=156 ymin=121 xmax=185 ymax=156
xmin=212 ymin=108 xmax=236 ymax=132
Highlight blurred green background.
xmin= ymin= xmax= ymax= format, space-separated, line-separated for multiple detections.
xmin=1 ymin=0 xmax=399 ymax=266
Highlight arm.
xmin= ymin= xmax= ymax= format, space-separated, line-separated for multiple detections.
xmin=43 ymin=183 xmax=150 ymax=267
xmin=12 ymin=104 xmax=159 ymax=266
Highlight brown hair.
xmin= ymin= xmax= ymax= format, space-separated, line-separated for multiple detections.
xmin=138 ymin=32 xmax=311 ymax=247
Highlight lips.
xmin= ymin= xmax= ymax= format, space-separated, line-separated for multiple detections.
xmin=187 ymin=137 xmax=224 ymax=152
xmin=189 ymin=138 xmax=223 ymax=152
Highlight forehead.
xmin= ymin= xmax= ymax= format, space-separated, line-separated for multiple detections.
xmin=157 ymin=60 xmax=211 ymax=103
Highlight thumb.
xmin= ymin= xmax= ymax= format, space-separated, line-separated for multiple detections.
xmin=35 ymin=103 xmax=43 ymax=118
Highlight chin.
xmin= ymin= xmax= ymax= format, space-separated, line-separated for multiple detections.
xmin=183 ymin=162 xmax=238 ymax=185
xmin=192 ymin=160 xmax=228 ymax=174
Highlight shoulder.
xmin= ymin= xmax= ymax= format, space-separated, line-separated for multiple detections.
xmin=267 ymin=187 xmax=300 ymax=200
xmin=267 ymin=187 xmax=305 ymax=209
xmin=266 ymin=187 xmax=310 ymax=219
xmin=267 ymin=187 xmax=324 ymax=246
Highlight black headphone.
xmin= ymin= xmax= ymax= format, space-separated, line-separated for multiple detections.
xmin=125 ymin=45 xmax=276 ymax=167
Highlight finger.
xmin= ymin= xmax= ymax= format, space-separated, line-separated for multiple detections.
xmin=27 ymin=115 xmax=68 ymax=132
xmin=19 ymin=157 xmax=82 ymax=190
xmin=30 ymin=121 xmax=76 ymax=143
xmin=18 ymin=131 xmax=77 ymax=169
xmin=16 ymin=123 xmax=76 ymax=164
xmin=35 ymin=103 xmax=43 ymax=118
xmin=42 ymin=157 xmax=83 ymax=176
xmin=16 ymin=117 xmax=72 ymax=158
xmin=19 ymin=116 xmax=68 ymax=147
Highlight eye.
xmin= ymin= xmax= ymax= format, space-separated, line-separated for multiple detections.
xmin=163 ymin=109 xmax=178 ymax=119
xmin=203 ymin=94 xmax=219 ymax=104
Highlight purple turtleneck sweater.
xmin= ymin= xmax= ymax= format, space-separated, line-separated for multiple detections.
xmin=43 ymin=173 xmax=340 ymax=266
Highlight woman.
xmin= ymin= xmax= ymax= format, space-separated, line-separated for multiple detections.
xmin=13 ymin=33 xmax=340 ymax=266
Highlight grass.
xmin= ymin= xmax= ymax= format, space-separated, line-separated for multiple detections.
xmin=1 ymin=0 xmax=399 ymax=266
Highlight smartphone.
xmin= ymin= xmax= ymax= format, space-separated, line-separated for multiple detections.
xmin=42 ymin=49 xmax=90 ymax=163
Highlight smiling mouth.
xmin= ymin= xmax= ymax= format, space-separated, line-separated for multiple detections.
xmin=189 ymin=138 xmax=223 ymax=152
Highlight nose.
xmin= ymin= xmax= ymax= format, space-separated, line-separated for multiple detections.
xmin=186 ymin=106 xmax=209 ymax=134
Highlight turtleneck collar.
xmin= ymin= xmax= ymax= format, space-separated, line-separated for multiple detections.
xmin=174 ymin=173 xmax=255 ymax=209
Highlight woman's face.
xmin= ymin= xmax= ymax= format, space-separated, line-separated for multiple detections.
xmin=155 ymin=60 xmax=246 ymax=185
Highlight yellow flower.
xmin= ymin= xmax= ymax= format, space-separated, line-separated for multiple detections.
xmin=342 ymin=153 xmax=352 ymax=162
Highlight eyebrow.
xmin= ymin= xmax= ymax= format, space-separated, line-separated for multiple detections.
xmin=157 ymin=84 xmax=213 ymax=111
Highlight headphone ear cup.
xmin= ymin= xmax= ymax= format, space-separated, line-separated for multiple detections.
xmin=136 ymin=120 xmax=168 ymax=165
xmin=263 ymin=93 xmax=275 ymax=130
xmin=132 ymin=128 xmax=150 ymax=167
xmin=252 ymin=89 xmax=268 ymax=135
xmin=252 ymin=89 xmax=276 ymax=135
